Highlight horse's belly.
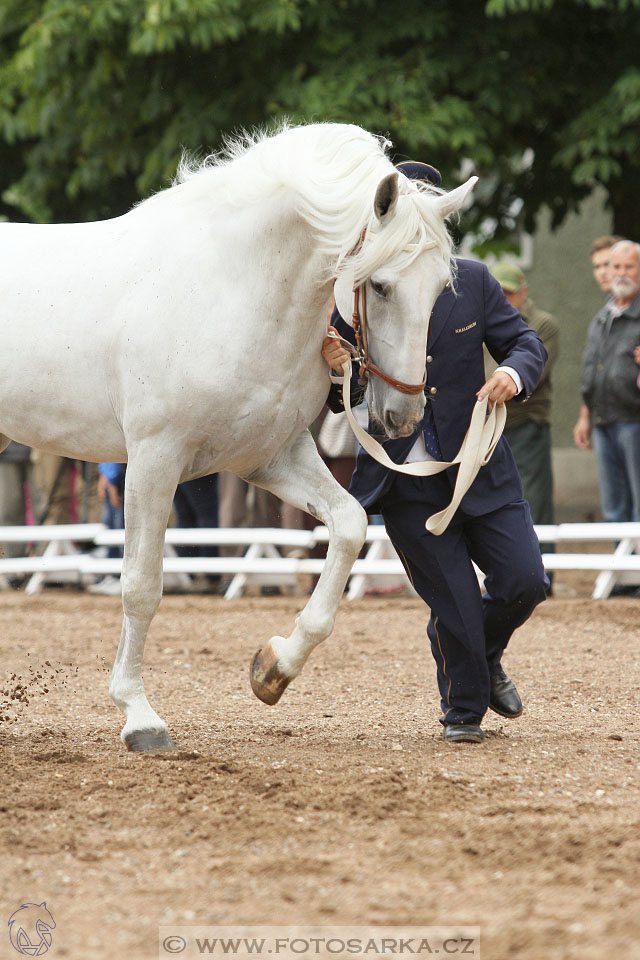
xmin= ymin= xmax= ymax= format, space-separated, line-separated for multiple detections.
xmin=0 ymin=390 xmax=126 ymax=462
xmin=0 ymin=338 xmax=125 ymax=461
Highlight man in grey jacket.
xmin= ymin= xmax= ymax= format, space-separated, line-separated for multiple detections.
xmin=575 ymin=240 xmax=640 ymax=522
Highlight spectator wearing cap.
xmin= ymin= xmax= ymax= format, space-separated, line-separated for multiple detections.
xmin=321 ymin=161 xmax=548 ymax=745
xmin=489 ymin=262 xmax=559 ymax=576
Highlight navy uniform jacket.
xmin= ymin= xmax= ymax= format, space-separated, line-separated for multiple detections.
xmin=327 ymin=258 xmax=547 ymax=515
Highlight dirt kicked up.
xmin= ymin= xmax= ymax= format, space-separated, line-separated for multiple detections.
xmin=1 ymin=590 xmax=638 ymax=960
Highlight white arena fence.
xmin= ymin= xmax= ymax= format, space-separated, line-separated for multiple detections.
xmin=0 ymin=522 xmax=639 ymax=600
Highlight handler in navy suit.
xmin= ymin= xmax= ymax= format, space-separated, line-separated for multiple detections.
xmin=323 ymin=161 xmax=549 ymax=743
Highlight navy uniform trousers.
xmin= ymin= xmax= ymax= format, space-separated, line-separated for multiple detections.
xmin=378 ymin=470 xmax=547 ymax=725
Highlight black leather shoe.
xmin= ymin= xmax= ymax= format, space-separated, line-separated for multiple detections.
xmin=442 ymin=723 xmax=484 ymax=743
xmin=489 ymin=670 xmax=523 ymax=718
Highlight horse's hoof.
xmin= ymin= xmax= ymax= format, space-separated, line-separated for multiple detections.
xmin=124 ymin=729 xmax=177 ymax=753
xmin=250 ymin=646 xmax=291 ymax=705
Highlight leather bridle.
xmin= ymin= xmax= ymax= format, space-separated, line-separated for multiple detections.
xmin=350 ymin=282 xmax=426 ymax=395
xmin=337 ymin=228 xmax=437 ymax=396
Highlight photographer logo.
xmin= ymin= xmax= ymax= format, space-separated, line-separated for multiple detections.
xmin=8 ymin=902 xmax=56 ymax=956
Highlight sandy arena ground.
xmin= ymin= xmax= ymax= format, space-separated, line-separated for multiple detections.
xmin=1 ymin=575 xmax=639 ymax=960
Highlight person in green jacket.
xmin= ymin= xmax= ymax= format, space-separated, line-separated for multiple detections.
xmin=490 ymin=263 xmax=559 ymax=581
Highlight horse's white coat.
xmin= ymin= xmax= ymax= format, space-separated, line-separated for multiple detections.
xmin=0 ymin=123 xmax=475 ymax=747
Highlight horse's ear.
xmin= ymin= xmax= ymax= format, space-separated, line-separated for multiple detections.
xmin=374 ymin=173 xmax=399 ymax=224
xmin=433 ymin=176 xmax=478 ymax=219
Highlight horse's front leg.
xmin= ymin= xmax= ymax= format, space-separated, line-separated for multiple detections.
xmin=108 ymin=444 xmax=184 ymax=752
xmin=248 ymin=429 xmax=367 ymax=705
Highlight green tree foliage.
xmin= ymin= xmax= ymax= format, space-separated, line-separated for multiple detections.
xmin=1 ymin=0 xmax=639 ymax=244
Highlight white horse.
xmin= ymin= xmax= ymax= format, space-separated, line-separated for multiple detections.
xmin=0 ymin=122 xmax=475 ymax=751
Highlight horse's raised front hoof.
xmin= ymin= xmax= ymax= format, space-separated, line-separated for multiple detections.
xmin=124 ymin=729 xmax=177 ymax=753
xmin=250 ymin=646 xmax=291 ymax=706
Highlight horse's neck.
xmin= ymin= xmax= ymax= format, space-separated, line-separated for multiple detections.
xmin=131 ymin=184 xmax=335 ymax=369
xmin=217 ymin=192 xmax=333 ymax=340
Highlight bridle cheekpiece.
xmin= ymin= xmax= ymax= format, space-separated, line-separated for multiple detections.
xmin=337 ymin=227 xmax=437 ymax=395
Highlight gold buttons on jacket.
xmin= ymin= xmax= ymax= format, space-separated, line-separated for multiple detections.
xmin=426 ymin=355 xmax=433 ymax=363
xmin=429 ymin=386 xmax=437 ymax=395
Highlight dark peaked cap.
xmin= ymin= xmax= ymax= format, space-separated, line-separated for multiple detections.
xmin=395 ymin=160 xmax=442 ymax=188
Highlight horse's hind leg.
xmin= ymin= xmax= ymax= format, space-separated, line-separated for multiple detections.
xmin=248 ymin=429 xmax=367 ymax=704
xmin=108 ymin=444 xmax=184 ymax=752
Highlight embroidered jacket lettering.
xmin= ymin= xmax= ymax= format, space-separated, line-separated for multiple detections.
xmin=454 ymin=321 xmax=477 ymax=334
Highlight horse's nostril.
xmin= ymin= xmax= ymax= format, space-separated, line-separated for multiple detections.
xmin=385 ymin=410 xmax=417 ymax=436
xmin=385 ymin=410 xmax=404 ymax=431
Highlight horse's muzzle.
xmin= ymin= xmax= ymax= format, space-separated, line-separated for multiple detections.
xmin=383 ymin=410 xmax=421 ymax=439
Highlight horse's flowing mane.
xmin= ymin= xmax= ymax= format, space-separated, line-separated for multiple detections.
xmin=174 ymin=122 xmax=454 ymax=283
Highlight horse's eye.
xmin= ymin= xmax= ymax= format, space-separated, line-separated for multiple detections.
xmin=370 ymin=279 xmax=388 ymax=298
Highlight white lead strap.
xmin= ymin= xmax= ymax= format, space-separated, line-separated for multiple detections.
xmin=333 ymin=352 xmax=506 ymax=536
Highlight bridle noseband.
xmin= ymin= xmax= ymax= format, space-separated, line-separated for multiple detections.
xmin=338 ymin=228 xmax=437 ymax=396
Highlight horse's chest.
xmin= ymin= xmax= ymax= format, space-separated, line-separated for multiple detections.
xmin=188 ymin=366 xmax=327 ymax=475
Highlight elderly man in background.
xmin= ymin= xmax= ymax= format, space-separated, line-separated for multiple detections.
xmin=490 ymin=264 xmax=559 ymax=555
xmin=573 ymin=235 xmax=623 ymax=459
xmin=573 ymin=235 xmax=624 ymax=450
xmin=574 ymin=240 xmax=640 ymax=523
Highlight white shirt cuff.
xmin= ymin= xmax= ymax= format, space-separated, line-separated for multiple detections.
xmin=496 ymin=365 xmax=523 ymax=394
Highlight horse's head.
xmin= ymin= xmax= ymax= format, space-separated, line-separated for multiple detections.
xmin=334 ymin=171 xmax=477 ymax=439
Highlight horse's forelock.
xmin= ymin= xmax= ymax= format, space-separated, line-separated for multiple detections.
xmin=345 ymin=191 xmax=455 ymax=286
